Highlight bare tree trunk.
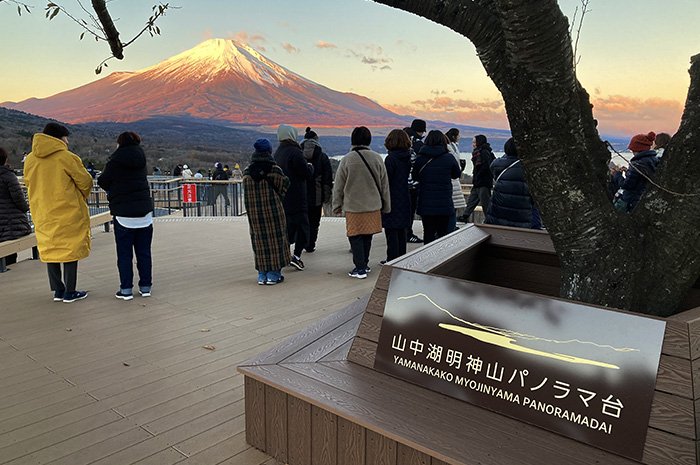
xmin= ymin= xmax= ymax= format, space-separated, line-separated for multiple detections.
xmin=374 ymin=0 xmax=700 ymax=316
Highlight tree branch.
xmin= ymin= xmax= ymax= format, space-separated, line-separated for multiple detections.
xmin=90 ymin=0 xmax=123 ymax=59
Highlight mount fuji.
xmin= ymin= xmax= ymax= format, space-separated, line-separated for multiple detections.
xmin=3 ymin=39 xmax=406 ymax=127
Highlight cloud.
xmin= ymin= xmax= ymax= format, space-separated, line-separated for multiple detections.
xmin=281 ymin=42 xmax=301 ymax=54
xmin=345 ymin=44 xmax=393 ymax=71
xmin=384 ymin=95 xmax=508 ymax=129
xmin=315 ymin=40 xmax=337 ymax=49
xmin=395 ymin=39 xmax=418 ymax=52
xmin=591 ymin=95 xmax=682 ymax=135
xmin=232 ymin=31 xmax=267 ymax=50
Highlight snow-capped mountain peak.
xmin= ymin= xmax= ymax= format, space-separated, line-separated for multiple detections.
xmin=139 ymin=38 xmax=292 ymax=86
xmin=3 ymin=39 xmax=403 ymax=126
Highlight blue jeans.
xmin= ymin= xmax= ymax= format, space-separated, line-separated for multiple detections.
xmin=114 ymin=220 xmax=153 ymax=293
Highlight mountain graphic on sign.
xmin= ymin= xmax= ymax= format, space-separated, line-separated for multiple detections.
xmin=396 ymin=293 xmax=639 ymax=370
xmin=2 ymin=38 xmax=406 ymax=127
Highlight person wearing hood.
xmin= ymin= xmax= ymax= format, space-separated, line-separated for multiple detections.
xmin=98 ymin=132 xmax=154 ymax=300
xmin=274 ymin=124 xmax=313 ymax=271
xmin=460 ymin=134 xmax=495 ymax=223
xmin=333 ymin=126 xmax=391 ymax=279
xmin=412 ymin=130 xmax=461 ymax=244
xmin=23 ymin=123 xmax=94 ymax=303
xmin=403 ymin=119 xmax=427 ymax=244
xmin=485 ymin=138 xmax=534 ymax=228
xmin=0 ymin=147 xmax=32 ymax=267
xmin=243 ymin=139 xmax=291 ymax=285
xmin=382 ymin=129 xmax=413 ymax=262
xmin=181 ymin=164 xmax=193 ymax=178
xmin=619 ymin=132 xmax=660 ymax=212
xmin=300 ymin=127 xmax=333 ymax=253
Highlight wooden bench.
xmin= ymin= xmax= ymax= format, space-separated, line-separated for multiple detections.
xmin=0 ymin=211 xmax=113 ymax=272
xmin=238 ymin=224 xmax=700 ymax=465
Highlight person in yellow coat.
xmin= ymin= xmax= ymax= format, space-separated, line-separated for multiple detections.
xmin=23 ymin=123 xmax=94 ymax=303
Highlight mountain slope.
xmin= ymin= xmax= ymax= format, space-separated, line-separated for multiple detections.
xmin=3 ymin=39 xmax=405 ymax=127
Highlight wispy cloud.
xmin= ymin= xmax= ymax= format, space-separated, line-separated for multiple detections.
xmin=384 ymin=95 xmax=508 ymax=128
xmin=315 ymin=40 xmax=337 ymax=49
xmin=231 ymin=31 xmax=268 ymax=51
xmin=345 ymin=44 xmax=393 ymax=71
xmin=281 ymin=42 xmax=301 ymax=54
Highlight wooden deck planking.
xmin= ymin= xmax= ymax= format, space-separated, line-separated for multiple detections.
xmin=0 ymin=217 xmax=389 ymax=465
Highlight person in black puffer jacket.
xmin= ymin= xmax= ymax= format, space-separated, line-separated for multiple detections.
xmin=0 ymin=147 xmax=32 ymax=265
xmin=486 ymin=138 xmax=534 ymax=229
xmin=412 ymin=130 xmax=461 ymax=244
xmin=620 ymin=132 xmax=659 ymax=212
xmin=274 ymin=125 xmax=314 ymax=270
xmin=98 ymin=132 xmax=154 ymax=300
xmin=300 ymin=127 xmax=333 ymax=253
xmin=382 ymin=129 xmax=413 ymax=261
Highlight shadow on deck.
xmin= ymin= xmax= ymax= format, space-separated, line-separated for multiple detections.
xmin=0 ymin=217 xmax=406 ymax=465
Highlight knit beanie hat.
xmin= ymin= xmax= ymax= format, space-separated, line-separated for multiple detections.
xmin=628 ymin=132 xmax=656 ymax=152
xmin=304 ymin=127 xmax=319 ymax=140
xmin=254 ymin=138 xmax=273 ymax=153
xmin=410 ymin=119 xmax=427 ymax=133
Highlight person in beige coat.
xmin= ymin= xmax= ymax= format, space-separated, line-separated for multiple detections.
xmin=24 ymin=123 xmax=94 ymax=303
xmin=332 ymin=126 xmax=390 ymax=279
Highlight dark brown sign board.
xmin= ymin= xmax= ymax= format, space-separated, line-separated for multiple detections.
xmin=375 ymin=269 xmax=666 ymax=461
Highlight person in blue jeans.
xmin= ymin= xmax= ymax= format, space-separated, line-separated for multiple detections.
xmin=98 ymin=132 xmax=154 ymax=300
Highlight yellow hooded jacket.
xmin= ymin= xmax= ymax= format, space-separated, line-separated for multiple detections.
xmin=23 ymin=133 xmax=93 ymax=263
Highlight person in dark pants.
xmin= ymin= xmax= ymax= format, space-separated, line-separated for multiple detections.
xmin=460 ymin=134 xmax=495 ymax=222
xmin=301 ymin=127 xmax=333 ymax=253
xmin=0 ymin=147 xmax=32 ymax=267
xmin=412 ymin=131 xmax=461 ymax=244
xmin=403 ymin=119 xmax=426 ymax=243
xmin=208 ymin=162 xmax=231 ymax=207
xmin=381 ymin=129 xmax=412 ymax=262
xmin=24 ymin=123 xmax=93 ymax=303
xmin=274 ymin=125 xmax=314 ymax=271
xmin=98 ymin=132 xmax=154 ymax=300
xmin=333 ymin=127 xmax=391 ymax=279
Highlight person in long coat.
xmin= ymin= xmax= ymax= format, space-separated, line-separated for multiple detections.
xmin=244 ymin=139 xmax=291 ymax=285
xmin=23 ymin=123 xmax=93 ymax=303
xmin=381 ymin=129 xmax=412 ymax=262
xmin=0 ymin=147 xmax=32 ymax=266
xmin=274 ymin=124 xmax=313 ymax=271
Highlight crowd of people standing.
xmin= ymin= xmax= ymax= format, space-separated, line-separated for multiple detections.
xmin=0 ymin=121 xmax=672 ymax=295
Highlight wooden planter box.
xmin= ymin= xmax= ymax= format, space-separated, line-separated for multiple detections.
xmin=238 ymin=224 xmax=700 ymax=465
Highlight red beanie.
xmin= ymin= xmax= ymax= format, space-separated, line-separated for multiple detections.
xmin=628 ymin=132 xmax=656 ymax=152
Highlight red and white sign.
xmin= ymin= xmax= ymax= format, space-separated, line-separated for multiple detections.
xmin=182 ymin=184 xmax=197 ymax=203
